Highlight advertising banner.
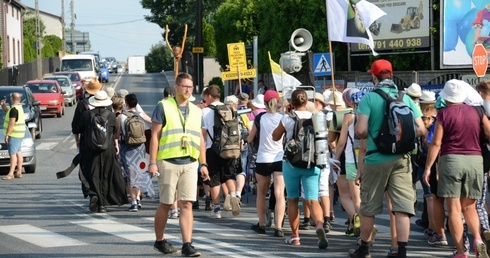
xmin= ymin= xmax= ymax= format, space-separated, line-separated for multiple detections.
xmin=350 ymin=0 xmax=430 ymax=52
xmin=441 ymin=1 xmax=490 ymax=68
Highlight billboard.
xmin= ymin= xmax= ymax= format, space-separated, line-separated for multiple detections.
xmin=351 ymin=0 xmax=430 ymax=52
xmin=441 ymin=1 xmax=490 ymax=68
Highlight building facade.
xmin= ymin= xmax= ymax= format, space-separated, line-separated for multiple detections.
xmin=25 ymin=7 xmax=62 ymax=39
xmin=1 ymin=0 xmax=25 ymax=68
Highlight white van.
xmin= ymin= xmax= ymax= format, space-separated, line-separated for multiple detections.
xmin=60 ymin=55 xmax=98 ymax=81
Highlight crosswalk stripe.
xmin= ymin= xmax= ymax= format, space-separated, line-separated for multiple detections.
xmin=194 ymin=236 xmax=270 ymax=258
xmin=0 ymin=224 xmax=87 ymax=247
xmin=36 ymin=142 xmax=58 ymax=150
xmin=71 ymin=219 xmax=156 ymax=242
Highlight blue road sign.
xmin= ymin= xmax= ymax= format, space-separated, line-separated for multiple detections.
xmin=313 ymin=53 xmax=332 ymax=76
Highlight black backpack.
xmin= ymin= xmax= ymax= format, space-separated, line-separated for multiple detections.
xmin=85 ymin=108 xmax=111 ymax=152
xmin=284 ymin=112 xmax=316 ymax=169
xmin=368 ymin=89 xmax=416 ymax=155
xmin=474 ymin=106 xmax=490 ymax=173
xmin=208 ymin=105 xmax=241 ymax=160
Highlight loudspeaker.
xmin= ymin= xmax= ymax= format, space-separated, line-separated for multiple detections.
xmin=290 ymin=28 xmax=313 ymax=52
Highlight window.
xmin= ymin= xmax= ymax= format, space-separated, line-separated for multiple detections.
xmin=12 ymin=38 xmax=15 ymax=64
xmin=5 ymin=4 xmax=8 ymax=14
xmin=6 ymin=36 xmax=9 ymax=63
xmin=17 ymin=40 xmax=20 ymax=64
xmin=11 ymin=6 xmax=14 ymax=17
xmin=17 ymin=9 xmax=19 ymax=20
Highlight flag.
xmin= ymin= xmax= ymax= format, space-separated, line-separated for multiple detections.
xmin=326 ymin=0 xmax=386 ymax=55
xmin=268 ymin=51 xmax=302 ymax=92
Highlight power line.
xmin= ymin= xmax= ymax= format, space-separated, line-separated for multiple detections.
xmin=77 ymin=18 xmax=145 ymax=27
xmin=78 ymin=25 xmax=158 ymax=36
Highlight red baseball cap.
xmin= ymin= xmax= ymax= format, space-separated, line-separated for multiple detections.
xmin=368 ymin=59 xmax=393 ymax=76
xmin=264 ymin=90 xmax=279 ymax=102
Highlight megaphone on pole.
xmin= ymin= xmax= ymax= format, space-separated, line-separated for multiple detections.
xmin=279 ymin=28 xmax=313 ymax=74
xmin=290 ymin=28 xmax=313 ymax=52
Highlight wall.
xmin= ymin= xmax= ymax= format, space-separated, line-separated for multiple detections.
xmin=4 ymin=2 xmax=23 ymax=67
xmin=203 ymin=57 xmax=221 ymax=85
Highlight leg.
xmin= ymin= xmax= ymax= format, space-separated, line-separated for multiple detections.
xmin=255 ymin=173 xmax=271 ymax=226
xmin=288 ymin=198 xmax=300 ymax=236
xmin=338 ymin=175 xmax=356 ymax=229
xmin=6 ymin=153 xmax=17 ymax=178
xmin=15 ymin=152 xmax=22 ymax=176
xmin=386 ymin=193 xmax=398 ymax=250
xmin=154 ymin=202 xmax=172 ymax=240
xmin=446 ymin=197 xmax=465 ymax=255
xmin=273 ymin=171 xmax=285 ymax=230
xmin=179 ymin=200 xmax=193 ymax=243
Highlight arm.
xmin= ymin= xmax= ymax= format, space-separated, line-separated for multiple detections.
xmin=414 ymin=117 xmax=427 ymax=137
xmin=0 ymin=99 xmax=8 ymax=112
xmin=354 ymin=139 xmax=367 ymax=185
xmin=355 ymin=114 xmax=369 ymax=139
xmin=272 ymin=121 xmax=286 ymax=141
xmin=423 ymin=122 xmax=443 ymax=186
xmin=199 ymin=130 xmax=210 ymax=181
xmin=4 ymin=116 xmax=16 ymax=143
xmin=483 ymin=115 xmax=490 ymax=139
xmin=148 ymin=121 xmax=162 ymax=177
xmin=334 ymin=114 xmax=353 ymax=161
xmin=247 ymin=123 xmax=257 ymax=144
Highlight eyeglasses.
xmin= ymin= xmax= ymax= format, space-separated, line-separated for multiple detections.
xmin=178 ymin=84 xmax=193 ymax=90
xmin=421 ymin=116 xmax=436 ymax=121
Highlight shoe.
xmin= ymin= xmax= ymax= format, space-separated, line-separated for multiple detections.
xmin=137 ymin=199 xmax=142 ymax=209
xmin=299 ymin=221 xmax=310 ymax=230
xmin=192 ymin=200 xmax=199 ymax=210
xmin=284 ymin=235 xmax=300 ymax=245
xmin=353 ymin=213 xmax=361 ymax=237
xmin=182 ymin=242 xmax=200 ymax=257
xmin=475 ymin=239 xmax=489 ymax=258
xmin=453 ymin=254 xmax=469 ymax=258
xmin=128 ymin=204 xmax=138 ymax=212
xmin=231 ymin=196 xmax=241 ymax=216
xmin=484 ymin=230 xmax=490 ymax=257
xmin=2 ymin=175 xmax=14 ymax=180
xmin=14 ymin=173 xmax=22 ymax=178
xmin=415 ymin=218 xmax=429 ymax=229
xmin=98 ymin=206 xmax=106 ymax=213
xmin=208 ymin=210 xmax=221 ymax=219
xmin=345 ymin=228 xmax=355 ymax=237
xmin=274 ymin=228 xmax=284 ymax=237
xmin=154 ymin=239 xmax=178 ymax=254
xmin=348 ymin=247 xmax=371 ymax=258
xmin=358 ymin=225 xmax=378 ymax=247
xmin=223 ymin=195 xmax=232 ymax=211
xmin=387 ymin=247 xmax=398 ymax=257
xmin=205 ymin=197 xmax=212 ymax=211
xmin=330 ymin=212 xmax=336 ymax=222
xmin=427 ymin=234 xmax=448 ymax=246
xmin=169 ymin=209 xmax=179 ymax=219
xmin=316 ymin=227 xmax=329 ymax=249
xmin=423 ymin=228 xmax=434 ymax=237
xmin=323 ymin=220 xmax=331 ymax=233
xmin=89 ymin=195 xmax=98 ymax=212
xmin=251 ymin=223 xmax=266 ymax=234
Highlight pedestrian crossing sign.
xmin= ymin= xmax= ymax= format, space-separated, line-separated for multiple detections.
xmin=313 ymin=53 xmax=332 ymax=76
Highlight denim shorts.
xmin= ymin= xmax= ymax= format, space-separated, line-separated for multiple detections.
xmin=8 ymin=136 xmax=22 ymax=155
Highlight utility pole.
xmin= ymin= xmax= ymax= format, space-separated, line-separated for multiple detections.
xmin=70 ymin=0 xmax=76 ymax=54
xmin=35 ymin=0 xmax=42 ymax=79
xmin=195 ymin=0 xmax=203 ymax=93
xmin=61 ymin=0 xmax=66 ymax=55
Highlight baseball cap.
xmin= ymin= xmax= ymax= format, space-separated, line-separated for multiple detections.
xmin=264 ymin=90 xmax=279 ymax=102
xmin=368 ymin=59 xmax=393 ymax=77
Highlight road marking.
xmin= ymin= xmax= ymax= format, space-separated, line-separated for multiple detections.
xmin=0 ymin=224 xmax=87 ymax=247
xmin=71 ymin=218 xmax=156 ymax=242
xmin=36 ymin=142 xmax=58 ymax=150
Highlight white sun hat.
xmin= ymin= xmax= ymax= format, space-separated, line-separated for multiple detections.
xmin=251 ymin=94 xmax=266 ymax=109
xmin=404 ymin=83 xmax=422 ymax=98
xmin=89 ymin=90 xmax=112 ymax=107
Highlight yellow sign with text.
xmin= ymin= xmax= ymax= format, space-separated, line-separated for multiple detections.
xmin=227 ymin=42 xmax=247 ymax=71
xmin=221 ymin=69 xmax=256 ymax=81
xmin=192 ymin=47 xmax=204 ymax=53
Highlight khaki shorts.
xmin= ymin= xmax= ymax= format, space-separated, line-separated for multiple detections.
xmin=359 ymin=155 xmax=415 ymax=217
xmin=157 ymin=160 xmax=198 ymax=204
xmin=438 ymin=154 xmax=483 ymax=199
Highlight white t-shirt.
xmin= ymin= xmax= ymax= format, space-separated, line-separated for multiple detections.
xmin=202 ymin=101 xmax=224 ymax=149
xmin=345 ymin=120 xmax=355 ymax=164
xmin=256 ymin=113 xmax=284 ymax=163
xmin=281 ymin=110 xmax=313 ymax=141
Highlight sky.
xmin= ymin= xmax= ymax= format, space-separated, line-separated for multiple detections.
xmin=20 ymin=0 xmax=163 ymax=62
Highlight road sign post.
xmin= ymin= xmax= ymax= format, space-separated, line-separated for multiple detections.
xmin=473 ymin=44 xmax=488 ymax=78
xmin=222 ymin=42 xmax=257 ymax=81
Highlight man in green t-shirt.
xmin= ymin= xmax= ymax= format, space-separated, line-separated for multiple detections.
xmin=348 ymin=59 xmax=426 ymax=258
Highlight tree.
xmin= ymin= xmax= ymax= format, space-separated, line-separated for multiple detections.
xmin=145 ymin=42 xmax=174 ymax=73
xmin=42 ymin=35 xmax=62 ymax=58
xmin=203 ymin=19 xmax=216 ymax=57
xmin=23 ymin=12 xmax=46 ymax=62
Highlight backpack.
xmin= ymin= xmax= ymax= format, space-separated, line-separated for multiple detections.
xmin=208 ymin=105 xmax=241 ymax=160
xmin=85 ymin=108 xmax=111 ymax=152
xmin=284 ymin=112 xmax=316 ymax=169
xmin=473 ymin=106 xmax=490 ymax=173
xmin=122 ymin=111 xmax=146 ymax=146
xmin=368 ymin=89 xmax=416 ymax=155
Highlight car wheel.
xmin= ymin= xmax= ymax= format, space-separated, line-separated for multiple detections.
xmin=35 ymin=118 xmax=42 ymax=139
xmin=25 ymin=164 xmax=36 ymax=174
xmin=57 ymin=110 xmax=62 ymax=118
xmin=62 ymin=106 xmax=65 ymax=116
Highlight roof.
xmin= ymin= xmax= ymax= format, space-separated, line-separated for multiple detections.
xmin=26 ymin=80 xmax=58 ymax=84
xmin=8 ymin=0 xmax=26 ymax=10
xmin=24 ymin=6 xmax=61 ymax=21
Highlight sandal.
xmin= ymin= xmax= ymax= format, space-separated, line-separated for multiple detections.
xmin=387 ymin=247 xmax=398 ymax=257
xmin=14 ymin=173 xmax=22 ymax=178
xmin=284 ymin=235 xmax=300 ymax=246
xmin=2 ymin=175 xmax=14 ymax=180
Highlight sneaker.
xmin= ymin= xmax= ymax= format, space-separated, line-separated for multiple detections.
xmin=484 ymin=230 xmax=490 ymax=256
xmin=348 ymin=247 xmax=371 ymax=258
xmin=182 ymin=242 xmax=200 ymax=257
xmin=474 ymin=239 xmax=489 ymax=258
xmin=415 ymin=218 xmax=429 ymax=229
xmin=274 ymin=228 xmax=284 ymax=237
xmin=251 ymin=223 xmax=266 ymax=234
xmin=231 ymin=196 xmax=241 ymax=216
xmin=192 ymin=200 xmax=199 ymax=210
xmin=316 ymin=227 xmax=329 ymax=249
xmin=169 ymin=209 xmax=179 ymax=219
xmin=89 ymin=195 xmax=98 ymax=212
xmin=428 ymin=234 xmax=448 ymax=246
xmin=208 ymin=210 xmax=221 ymax=219
xmin=345 ymin=228 xmax=355 ymax=237
xmin=205 ymin=197 xmax=212 ymax=211
xmin=299 ymin=221 xmax=311 ymax=230
xmin=97 ymin=206 xmax=106 ymax=213
xmin=352 ymin=213 xmax=361 ymax=237
xmin=423 ymin=228 xmax=434 ymax=238
xmin=323 ymin=220 xmax=331 ymax=233
xmin=154 ymin=239 xmax=178 ymax=254
xmin=137 ymin=199 xmax=142 ymax=209
xmin=128 ymin=204 xmax=138 ymax=212
xmin=223 ymin=195 xmax=232 ymax=211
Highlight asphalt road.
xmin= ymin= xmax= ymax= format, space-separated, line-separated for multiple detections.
xmin=0 ymin=72 xmax=459 ymax=257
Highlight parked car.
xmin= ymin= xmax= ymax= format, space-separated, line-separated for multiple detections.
xmin=0 ymin=86 xmax=42 ymax=140
xmin=116 ymin=64 xmax=123 ymax=74
xmin=98 ymin=62 xmax=109 ymax=83
xmin=53 ymin=71 xmax=84 ymax=100
xmin=43 ymin=75 xmax=77 ymax=106
xmin=0 ymin=123 xmax=36 ymax=174
xmin=25 ymin=80 xmax=65 ymax=118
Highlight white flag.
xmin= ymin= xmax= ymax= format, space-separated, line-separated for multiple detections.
xmin=326 ymin=0 xmax=386 ymax=55
xmin=268 ymin=52 xmax=302 ymax=92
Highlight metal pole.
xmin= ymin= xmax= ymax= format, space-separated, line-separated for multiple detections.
xmin=195 ymin=0 xmax=204 ymax=92
xmin=35 ymin=0 xmax=42 ymax=79
xmin=61 ymin=0 xmax=66 ymax=55
xmin=253 ymin=36 xmax=258 ymax=96
xmin=70 ymin=0 xmax=76 ymax=54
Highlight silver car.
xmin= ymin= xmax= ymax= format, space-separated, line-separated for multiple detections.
xmin=43 ymin=75 xmax=77 ymax=106
xmin=0 ymin=119 xmax=36 ymax=174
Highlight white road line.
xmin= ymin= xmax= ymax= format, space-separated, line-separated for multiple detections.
xmin=0 ymin=224 xmax=87 ymax=247
xmin=71 ymin=218 xmax=156 ymax=242
xmin=194 ymin=236 xmax=269 ymax=258
xmin=36 ymin=142 xmax=58 ymax=150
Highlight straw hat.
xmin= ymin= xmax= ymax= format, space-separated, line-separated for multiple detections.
xmin=89 ymin=91 xmax=112 ymax=107
xmin=85 ymin=78 xmax=103 ymax=95
xmin=327 ymin=90 xmax=346 ymax=108
xmin=314 ymin=92 xmax=327 ymax=107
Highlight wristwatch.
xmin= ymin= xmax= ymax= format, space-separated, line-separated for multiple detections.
xmin=200 ymin=163 xmax=208 ymax=167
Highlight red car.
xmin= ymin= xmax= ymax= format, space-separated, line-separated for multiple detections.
xmin=53 ymin=71 xmax=85 ymax=100
xmin=25 ymin=80 xmax=65 ymax=118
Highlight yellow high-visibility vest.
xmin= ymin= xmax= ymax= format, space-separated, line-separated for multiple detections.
xmin=3 ymin=104 xmax=25 ymax=138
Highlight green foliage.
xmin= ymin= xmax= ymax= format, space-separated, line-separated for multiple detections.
xmin=145 ymin=42 xmax=174 ymax=73
xmin=203 ymin=19 xmax=216 ymax=56
xmin=23 ymin=38 xmax=36 ymax=62
xmin=42 ymin=35 xmax=62 ymax=58
xmin=23 ymin=12 xmax=46 ymax=62
xmin=208 ymin=76 xmax=224 ymax=101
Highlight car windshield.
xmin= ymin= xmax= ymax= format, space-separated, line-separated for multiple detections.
xmin=61 ymin=59 xmax=93 ymax=72
xmin=0 ymin=89 xmax=27 ymax=108
xmin=45 ymin=77 xmax=70 ymax=87
xmin=99 ymin=62 xmax=107 ymax=68
xmin=54 ymin=73 xmax=80 ymax=82
xmin=27 ymin=83 xmax=58 ymax=93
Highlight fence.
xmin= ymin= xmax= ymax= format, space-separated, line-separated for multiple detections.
xmin=0 ymin=57 xmax=60 ymax=86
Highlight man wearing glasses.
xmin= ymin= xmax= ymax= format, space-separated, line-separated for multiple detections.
xmin=149 ymin=72 xmax=209 ymax=257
